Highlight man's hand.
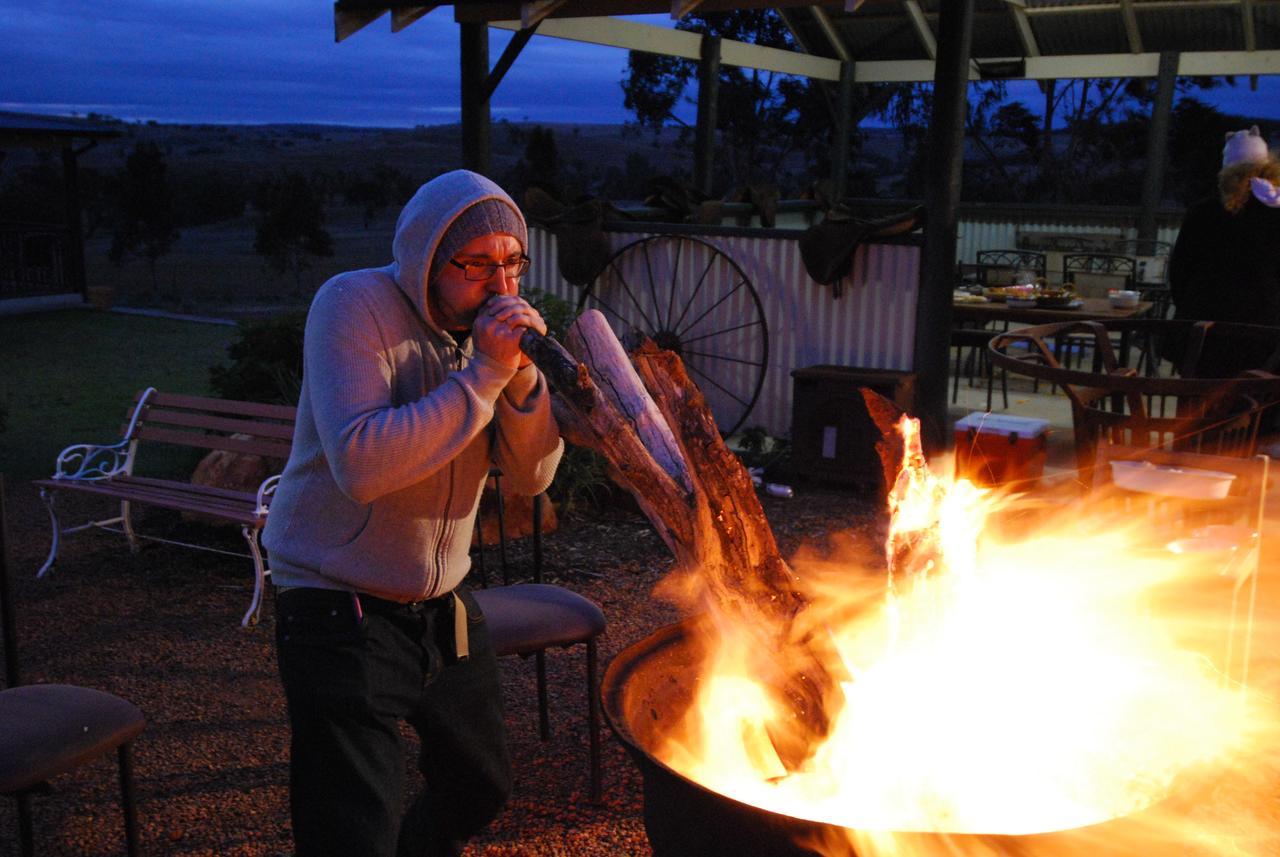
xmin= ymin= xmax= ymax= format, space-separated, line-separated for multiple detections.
xmin=473 ymin=295 xmax=547 ymax=370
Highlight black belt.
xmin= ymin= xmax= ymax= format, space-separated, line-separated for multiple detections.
xmin=277 ymin=586 xmax=470 ymax=660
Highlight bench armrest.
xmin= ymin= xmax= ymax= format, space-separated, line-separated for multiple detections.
xmin=52 ymin=440 xmax=133 ymax=481
xmin=255 ymin=474 xmax=282 ymax=517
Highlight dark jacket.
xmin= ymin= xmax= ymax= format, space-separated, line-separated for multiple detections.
xmin=1166 ymin=195 xmax=1280 ymax=376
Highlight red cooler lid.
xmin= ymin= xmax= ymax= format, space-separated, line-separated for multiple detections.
xmin=953 ymin=412 xmax=1049 ymax=438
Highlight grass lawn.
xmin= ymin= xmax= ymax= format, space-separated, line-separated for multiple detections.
xmin=0 ymin=309 xmax=238 ymax=483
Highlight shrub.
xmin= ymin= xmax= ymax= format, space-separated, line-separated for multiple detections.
xmin=732 ymin=425 xmax=792 ymax=481
xmin=521 ymin=288 xmax=575 ymax=340
xmin=548 ymin=443 xmax=611 ymax=515
xmin=209 ymin=314 xmax=306 ymax=405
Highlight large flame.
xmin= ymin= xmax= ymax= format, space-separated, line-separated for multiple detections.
xmin=654 ymin=416 xmax=1280 ymax=854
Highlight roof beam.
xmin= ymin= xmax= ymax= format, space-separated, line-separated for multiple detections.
xmin=483 ymin=21 xmax=539 ymax=99
xmin=1002 ymin=0 xmax=1040 ymax=57
xmin=451 ymin=0 xmax=868 ymax=22
xmin=521 ymin=0 xmax=566 ymax=28
xmin=671 ymin=0 xmax=707 ymax=18
xmin=901 ymin=0 xmax=937 ymax=60
xmin=1119 ymin=0 xmax=1143 ymax=53
xmin=335 ymin=6 xmax=387 ymax=41
xmin=852 ymin=49 xmax=1280 ymax=82
xmin=1020 ymin=0 xmax=1277 ymax=16
xmin=812 ymin=5 xmax=853 ymax=62
xmin=489 ymin=15 xmax=843 ymax=79
xmin=392 ymin=5 xmax=437 ymax=31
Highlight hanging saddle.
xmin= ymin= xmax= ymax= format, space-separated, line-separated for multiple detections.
xmin=523 ymin=184 xmax=615 ymax=287
xmin=799 ymin=192 xmax=926 ymax=296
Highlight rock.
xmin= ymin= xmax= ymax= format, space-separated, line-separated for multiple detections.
xmin=477 ymin=482 xmax=558 ymax=546
xmin=184 ymin=436 xmax=283 ymax=525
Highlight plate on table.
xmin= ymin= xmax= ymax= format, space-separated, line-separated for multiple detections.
xmin=953 ymin=292 xmax=989 ymax=304
xmin=1035 ymin=295 xmax=1082 ymax=309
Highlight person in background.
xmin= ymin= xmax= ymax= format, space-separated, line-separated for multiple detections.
xmin=1166 ymin=126 xmax=1280 ymax=377
xmin=263 ymin=170 xmax=563 ymax=857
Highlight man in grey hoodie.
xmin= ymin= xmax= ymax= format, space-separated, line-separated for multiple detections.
xmin=263 ymin=170 xmax=563 ymax=856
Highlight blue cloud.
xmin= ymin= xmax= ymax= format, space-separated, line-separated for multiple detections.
xmin=2 ymin=3 xmax=1277 ymax=127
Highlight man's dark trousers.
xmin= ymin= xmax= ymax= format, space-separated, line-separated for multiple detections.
xmin=275 ymin=586 xmax=511 ymax=857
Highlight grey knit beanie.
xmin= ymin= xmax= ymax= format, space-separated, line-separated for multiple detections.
xmin=429 ymin=198 xmax=528 ymax=283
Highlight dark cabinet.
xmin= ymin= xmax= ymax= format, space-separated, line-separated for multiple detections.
xmin=790 ymin=366 xmax=916 ymax=489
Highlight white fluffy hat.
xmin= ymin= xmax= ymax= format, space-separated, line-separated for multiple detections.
xmin=1223 ymin=126 xmax=1270 ymax=168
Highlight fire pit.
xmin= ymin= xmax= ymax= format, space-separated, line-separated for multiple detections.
xmin=603 ymin=618 xmax=1212 ymax=857
xmin=601 ymin=415 xmax=1271 ymax=857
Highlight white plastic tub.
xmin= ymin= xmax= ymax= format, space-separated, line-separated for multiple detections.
xmin=1110 ymin=459 xmax=1237 ymax=500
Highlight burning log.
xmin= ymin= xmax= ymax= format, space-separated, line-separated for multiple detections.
xmin=526 ymin=310 xmax=843 ymax=771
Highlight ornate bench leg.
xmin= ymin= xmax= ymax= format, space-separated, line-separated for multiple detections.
xmin=241 ymin=525 xmax=266 ymax=627
xmin=121 ymin=500 xmax=139 ymax=553
xmin=37 ymin=488 xmax=61 ymax=578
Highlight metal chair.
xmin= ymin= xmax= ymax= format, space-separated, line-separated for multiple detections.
xmin=1107 ymin=240 xmax=1172 ymax=321
xmin=471 ymin=471 xmax=606 ymax=802
xmin=1092 ymin=445 xmax=1268 ymax=691
xmin=989 ymin=319 xmax=1280 ymax=483
xmin=971 ymin=249 xmax=1048 ymax=287
xmin=950 ymin=326 xmax=1008 ymax=411
xmin=1062 ymin=253 xmax=1137 ymax=297
xmin=0 ymin=475 xmax=146 ymax=857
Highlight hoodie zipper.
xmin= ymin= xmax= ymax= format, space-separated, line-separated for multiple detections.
xmin=428 ymin=341 xmax=459 ymax=596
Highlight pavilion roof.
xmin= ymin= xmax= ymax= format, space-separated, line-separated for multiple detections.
xmin=0 ymin=111 xmax=123 ymax=149
xmin=333 ymin=0 xmax=1280 ymax=81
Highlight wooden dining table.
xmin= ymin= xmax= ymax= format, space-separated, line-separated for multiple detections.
xmin=953 ymin=296 xmax=1154 ymax=368
xmin=952 ymin=296 xmax=1153 ymax=325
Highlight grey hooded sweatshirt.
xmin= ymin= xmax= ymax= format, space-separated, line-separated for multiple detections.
xmin=263 ymin=171 xmax=563 ymax=602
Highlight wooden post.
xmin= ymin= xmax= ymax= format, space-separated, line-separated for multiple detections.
xmin=694 ymin=33 xmax=721 ymax=197
xmin=460 ymin=21 xmax=491 ymax=176
xmin=61 ymin=145 xmax=87 ymax=299
xmin=915 ymin=0 xmax=975 ymax=450
xmin=1138 ymin=51 xmax=1179 ymax=244
xmin=830 ymin=61 xmax=854 ymax=200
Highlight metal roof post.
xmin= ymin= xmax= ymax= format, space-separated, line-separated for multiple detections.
xmin=916 ymin=0 xmax=975 ymax=450
xmin=694 ymin=32 xmax=721 ymax=196
xmin=460 ymin=20 xmax=492 ymax=176
xmin=831 ymin=60 xmax=854 ymax=200
xmin=1138 ymin=50 xmax=1179 ymax=243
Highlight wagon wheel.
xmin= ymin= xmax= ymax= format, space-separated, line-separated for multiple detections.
xmin=577 ymin=234 xmax=768 ymax=437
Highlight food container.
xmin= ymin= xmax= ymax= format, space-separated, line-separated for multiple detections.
xmin=1109 ymin=459 xmax=1236 ymax=500
xmin=1007 ymin=297 xmax=1038 ymax=309
xmin=1109 ymin=289 xmax=1141 ymax=309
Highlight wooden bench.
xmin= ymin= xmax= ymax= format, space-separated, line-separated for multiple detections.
xmin=33 ymin=388 xmax=296 ymax=626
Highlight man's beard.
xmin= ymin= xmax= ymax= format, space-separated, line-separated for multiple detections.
xmin=429 ymin=292 xmax=474 ymax=333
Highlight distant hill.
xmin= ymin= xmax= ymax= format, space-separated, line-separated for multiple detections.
xmin=1 ymin=119 xmax=912 ymax=208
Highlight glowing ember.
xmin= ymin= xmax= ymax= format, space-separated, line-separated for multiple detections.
xmin=654 ymin=416 xmax=1275 ymax=851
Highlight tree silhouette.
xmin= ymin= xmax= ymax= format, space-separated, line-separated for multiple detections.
xmin=620 ymin=10 xmax=915 ymax=196
xmin=252 ymin=172 xmax=333 ymax=294
xmin=108 ymin=141 xmax=179 ymax=295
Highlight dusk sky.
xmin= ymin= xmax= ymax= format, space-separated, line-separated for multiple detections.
xmin=6 ymin=1 xmax=1280 ymax=129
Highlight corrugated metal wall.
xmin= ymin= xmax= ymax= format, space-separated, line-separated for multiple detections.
xmin=721 ymin=209 xmax=1181 ymax=269
xmin=956 ymin=218 xmax=1180 ymax=268
xmin=527 ymin=226 xmax=921 ymax=438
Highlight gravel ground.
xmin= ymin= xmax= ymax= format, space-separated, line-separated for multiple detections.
xmin=0 ymin=479 xmax=878 ymax=857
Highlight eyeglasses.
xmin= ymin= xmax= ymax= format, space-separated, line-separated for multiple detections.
xmin=448 ymin=255 xmax=530 ymax=281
